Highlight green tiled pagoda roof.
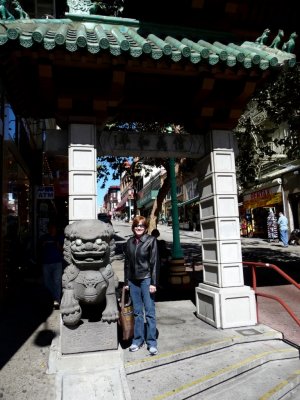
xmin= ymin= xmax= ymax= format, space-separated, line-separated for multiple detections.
xmin=0 ymin=15 xmax=296 ymax=69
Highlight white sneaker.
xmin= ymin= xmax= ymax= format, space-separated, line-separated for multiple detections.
xmin=129 ymin=344 xmax=143 ymax=352
xmin=53 ymin=301 xmax=60 ymax=309
xmin=149 ymin=347 xmax=158 ymax=355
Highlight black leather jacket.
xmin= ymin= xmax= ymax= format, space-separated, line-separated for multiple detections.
xmin=124 ymin=234 xmax=159 ymax=286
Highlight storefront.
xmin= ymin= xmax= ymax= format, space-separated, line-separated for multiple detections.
xmin=0 ymin=100 xmax=68 ymax=300
xmin=241 ymin=179 xmax=283 ymax=238
xmin=178 ymin=196 xmax=200 ymax=231
xmin=0 ymin=103 xmax=34 ymax=298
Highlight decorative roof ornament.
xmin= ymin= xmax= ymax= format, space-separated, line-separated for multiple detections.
xmin=67 ymin=0 xmax=124 ymax=16
xmin=282 ymin=32 xmax=298 ymax=53
xmin=253 ymin=28 xmax=297 ymax=55
xmin=255 ymin=28 xmax=271 ymax=45
xmin=270 ymin=29 xmax=284 ymax=49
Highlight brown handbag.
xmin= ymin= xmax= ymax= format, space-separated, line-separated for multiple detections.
xmin=119 ymin=286 xmax=134 ymax=341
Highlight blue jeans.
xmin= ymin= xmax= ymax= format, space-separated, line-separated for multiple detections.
xmin=43 ymin=262 xmax=62 ymax=302
xmin=129 ymin=278 xmax=157 ymax=348
xmin=279 ymin=229 xmax=289 ymax=246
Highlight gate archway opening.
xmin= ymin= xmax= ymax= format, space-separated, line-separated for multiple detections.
xmin=0 ymin=2 xmax=297 ymax=326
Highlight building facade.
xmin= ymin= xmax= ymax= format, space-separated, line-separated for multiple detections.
xmin=239 ymin=121 xmax=300 ymax=238
xmin=103 ymin=185 xmax=120 ymax=217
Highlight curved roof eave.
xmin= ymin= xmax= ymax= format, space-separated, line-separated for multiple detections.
xmin=0 ymin=17 xmax=296 ymax=69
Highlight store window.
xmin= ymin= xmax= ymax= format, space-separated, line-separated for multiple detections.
xmin=2 ymin=148 xmax=31 ymax=290
xmin=4 ymin=104 xmax=16 ymax=142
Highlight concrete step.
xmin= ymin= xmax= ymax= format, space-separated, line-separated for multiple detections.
xmin=123 ymin=301 xmax=284 ymax=376
xmin=125 ymin=340 xmax=299 ymax=400
xmin=198 ymin=358 xmax=300 ymax=400
xmin=280 ymin=384 xmax=300 ymax=400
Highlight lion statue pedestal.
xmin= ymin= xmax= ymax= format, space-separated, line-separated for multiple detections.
xmin=59 ymin=219 xmax=119 ymax=354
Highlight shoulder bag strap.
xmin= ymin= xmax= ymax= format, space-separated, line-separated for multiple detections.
xmin=121 ymin=286 xmax=126 ymax=311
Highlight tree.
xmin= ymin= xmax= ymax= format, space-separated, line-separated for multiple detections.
xmin=234 ymin=64 xmax=300 ymax=188
xmin=97 ymin=155 xmax=128 ymax=188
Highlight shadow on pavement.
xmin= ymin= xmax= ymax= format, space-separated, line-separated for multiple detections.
xmin=242 ymin=246 xmax=300 ymax=287
xmin=0 ymin=279 xmax=54 ymax=369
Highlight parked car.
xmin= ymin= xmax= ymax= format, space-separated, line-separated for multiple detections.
xmin=97 ymin=213 xmax=112 ymax=225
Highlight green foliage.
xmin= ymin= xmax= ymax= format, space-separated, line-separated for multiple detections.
xmin=97 ymin=156 xmax=128 ymax=188
xmin=234 ymin=64 xmax=300 ymax=188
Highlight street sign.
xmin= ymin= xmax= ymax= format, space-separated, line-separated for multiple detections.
xmin=37 ymin=186 xmax=54 ymax=199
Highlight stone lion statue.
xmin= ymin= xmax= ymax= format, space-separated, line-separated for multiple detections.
xmin=60 ymin=219 xmax=119 ymax=326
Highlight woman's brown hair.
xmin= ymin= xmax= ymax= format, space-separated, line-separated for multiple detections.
xmin=131 ymin=215 xmax=148 ymax=232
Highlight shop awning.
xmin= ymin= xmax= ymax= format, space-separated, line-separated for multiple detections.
xmin=259 ymin=160 xmax=300 ymax=180
xmin=243 ymin=183 xmax=282 ymax=209
xmin=178 ymin=196 xmax=200 ymax=208
xmin=137 ymin=190 xmax=158 ymax=208
xmin=115 ymin=194 xmax=128 ymax=211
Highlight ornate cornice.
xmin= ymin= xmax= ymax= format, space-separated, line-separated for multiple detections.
xmin=0 ymin=19 xmax=297 ymax=69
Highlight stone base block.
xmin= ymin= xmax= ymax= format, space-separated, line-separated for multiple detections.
xmin=200 ymin=195 xmax=239 ymax=220
xmin=61 ymin=316 xmax=118 ymax=355
xmin=69 ymin=171 xmax=96 ymax=195
xmin=199 ymin=173 xmax=237 ymax=199
xmin=69 ymin=195 xmax=97 ymax=220
xmin=202 ymin=240 xmax=242 ymax=264
xmin=48 ymin=336 xmax=124 ymax=375
xmin=198 ymin=150 xmax=235 ymax=178
xmin=203 ymin=262 xmax=244 ymax=287
xmin=195 ymin=284 xmax=257 ymax=328
xmin=69 ymin=124 xmax=96 ymax=148
xmin=201 ymin=217 xmax=240 ymax=240
xmin=205 ymin=130 xmax=235 ymax=152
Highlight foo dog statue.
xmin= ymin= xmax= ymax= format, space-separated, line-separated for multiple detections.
xmin=60 ymin=219 xmax=119 ymax=326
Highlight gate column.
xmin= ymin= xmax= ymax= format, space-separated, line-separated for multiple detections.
xmin=195 ymin=130 xmax=257 ymax=328
xmin=68 ymin=124 xmax=97 ymax=223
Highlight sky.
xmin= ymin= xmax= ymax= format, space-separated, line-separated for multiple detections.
xmin=97 ymin=157 xmax=132 ymax=210
xmin=97 ymin=176 xmax=120 ymax=210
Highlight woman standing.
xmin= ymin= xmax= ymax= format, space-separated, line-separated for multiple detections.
xmin=124 ymin=216 xmax=159 ymax=355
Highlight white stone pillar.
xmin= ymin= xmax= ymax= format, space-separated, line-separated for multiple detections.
xmin=68 ymin=124 xmax=97 ymax=223
xmin=195 ymin=130 xmax=257 ymax=328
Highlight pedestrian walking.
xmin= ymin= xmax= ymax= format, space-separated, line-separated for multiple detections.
xmin=277 ymin=212 xmax=289 ymax=247
xmin=267 ymin=210 xmax=278 ymax=242
xmin=39 ymin=221 xmax=64 ymax=308
xmin=124 ymin=216 xmax=159 ymax=355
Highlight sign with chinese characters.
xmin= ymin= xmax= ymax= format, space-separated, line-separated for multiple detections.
xmin=98 ymin=131 xmax=205 ymax=159
xmin=37 ymin=186 xmax=54 ymax=199
xmin=243 ymin=185 xmax=282 ymax=209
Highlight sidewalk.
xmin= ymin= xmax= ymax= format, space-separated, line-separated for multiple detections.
xmin=241 ymin=236 xmax=300 ymax=256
